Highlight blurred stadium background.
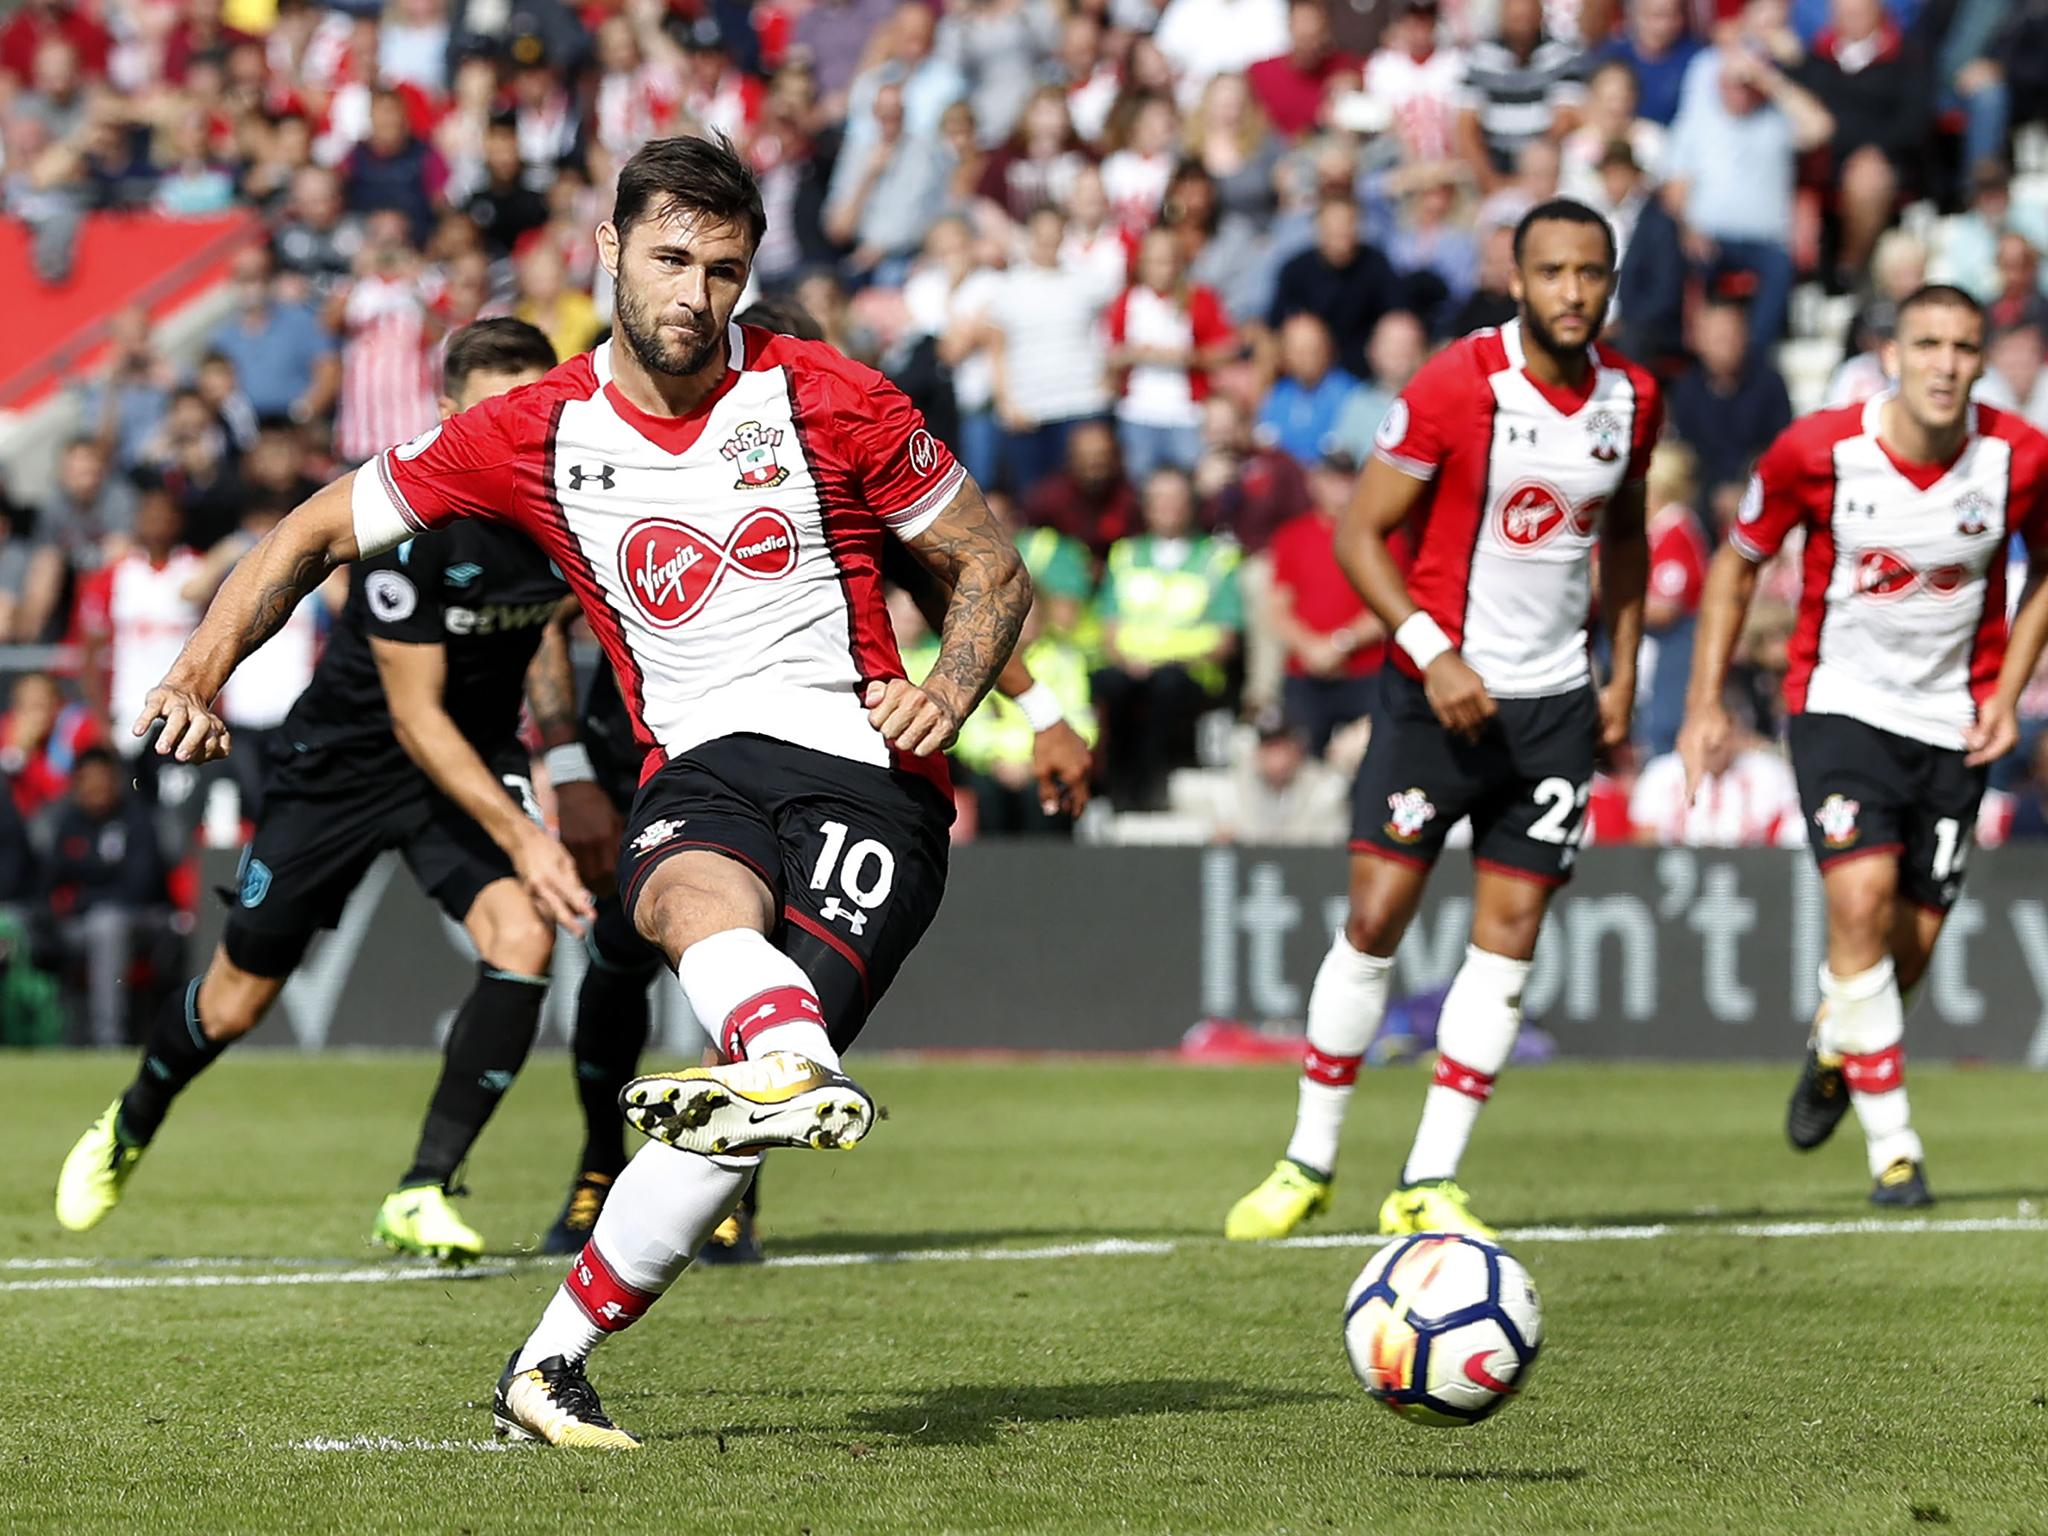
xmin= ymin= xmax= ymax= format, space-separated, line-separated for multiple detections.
xmin=2 ymin=0 xmax=2047 ymax=1060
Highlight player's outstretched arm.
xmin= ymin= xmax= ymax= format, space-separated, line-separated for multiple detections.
xmin=374 ymin=634 xmax=594 ymax=934
xmin=902 ymin=570 xmax=1090 ymax=816
xmin=526 ymin=598 xmax=625 ymax=890
xmin=1676 ymin=543 xmax=1764 ymax=798
xmin=1597 ymin=482 xmax=1651 ymax=751
xmin=138 ymin=474 xmax=365 ymax=763
xmin=883 ymin=477 xmax=1034 ymax=756
xmin=1335 ymin=456 xmax=1496 ymax=742
xmin=1966 ymin=552 xmax=2048 ymax=767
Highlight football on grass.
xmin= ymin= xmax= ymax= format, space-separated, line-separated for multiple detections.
xmin=1343 ymin=1232 xmax=1543 ymax=1426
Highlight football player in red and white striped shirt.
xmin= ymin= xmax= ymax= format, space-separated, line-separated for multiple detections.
xmin=1680 ymin=284 xmax=2048 ymax=1209
xmin=1227 ymin=200 xmax=1661 ymax=1244
xmin=127 ymin=136 xmax=1033 ymax=1449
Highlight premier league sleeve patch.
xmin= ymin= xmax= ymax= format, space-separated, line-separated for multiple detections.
xmin=366 ymin=570 xmax=418 ymax=623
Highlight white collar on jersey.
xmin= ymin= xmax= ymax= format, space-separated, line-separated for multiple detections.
xmin=1499 ymin=317 xmax=1593 ymax=376
xmin=591 ymin=324 xmax=748 ymax=389
xmin=1860 ymin=388 xmax=1980 ymax=443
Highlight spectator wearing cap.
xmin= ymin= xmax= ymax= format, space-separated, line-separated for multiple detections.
xmin=1176 ymin=708 xmax=1348 ymax=842
xmin=1248 ymin=0 xmax=1363 ymax=139
xmin=680 ymin=17 xmax=766 ymax=144
xmin=1268 ymin=448 xmax=1400 ymax=755
xmin=466 ymin=117 xmax=551 ymax=260
xmin=1560 ymin=59 xmax=1665 ymax=206
xmin=1668 ymin=298 xmax=1792 ymax=510
xmin=1591 ymin=0 xmax=1700 ymax=126
xmin=1093 ymin=465 xmax=1243 ymax=811
xmin=1365 ymin=0 xmax=1467 ymax=166
xmin=989 ymin=206 xmax=1121 ymax=494
xmin=1975 ymin=324 xmax=2048 ymax=432
xmin=507 ymin=39 xmax=579 ymax=170
xmin=1019 ymin=420 xmax=1140 ymax=560
xmin=341 ymin=88 xmax=447 ymax=246
xmin=1153 ymin=0 xmax=1290 ymax=109
xmin=1258 ymin=312 xmax=1368 ymax=469
xmin=1106 ymin=227 xmax=1238 ymax=483
xmin=1330 ymin=309 xmax=1426 ymax=463
xmin=208 ymin=244 xmax=339 ymax=426
xmin=823 ymin=79 xmax=950 ymax=284
xmin=1663 ymin=41 xmax=1834 ymax=353
xmin=1457 ymin=0 xmax=1584 ymax=194
xmin=1268 ymin=192 xmax=1403 ymax=381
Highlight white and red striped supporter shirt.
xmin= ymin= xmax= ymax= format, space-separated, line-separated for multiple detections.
xmin=337 ymin=274 xmax=438 ymax=465
xmin=1372 ymin=320 xmax=1661 ymax=696
xmin=78 ymin=549 xmax=205 ymax=757
xmin=1628 ymin=747 xmax=1804 ymax=847
xmin=348 ymin=327 xmax=966 ymax=793
xmin=1730 ymin=395 xmax=2048 ymax=749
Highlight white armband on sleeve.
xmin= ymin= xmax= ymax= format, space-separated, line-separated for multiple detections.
xmin=1394 ymin=612 xmax=1453 ymax=670
xmin=544 ymin=742 xmax=597 ymax=786
xmin=1013 ymin=680 xmax=1064 ymax=732
xmin=350 ymin=459 xmax=416 ymax=558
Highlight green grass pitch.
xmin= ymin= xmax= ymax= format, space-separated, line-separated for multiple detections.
xmin=4 ymin=1053 xmax=2046 ymax=1534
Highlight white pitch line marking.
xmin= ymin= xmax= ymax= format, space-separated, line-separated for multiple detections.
xmin=11 ymin=1218 xmax=2047 ymax=1296
xmin=291 ymin=1436 xmax=519 ymax=1454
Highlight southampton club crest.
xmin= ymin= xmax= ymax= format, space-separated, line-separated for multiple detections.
xmin=631 ymin=817 xmax=687 ymax=853
xmin=1384 ymin=787 xmax=1438 ymax=845
xmin=1585 ymin=408 xmax=1624 ymax=464
xmin=1953 ymin=489 xmax=1992 ymax=537
xmin=1814 ymin=793 xmax=1861 ymax=850
xmin=721 ymin=421 xmax=790 ymax=489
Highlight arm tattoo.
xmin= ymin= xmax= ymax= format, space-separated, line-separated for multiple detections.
xmin=231 ymin=545 xmax=333 ymax=658
xmin=904 ymin=482 xmax=1033 ymax=718
xmin=526 ymin=618 xmax=581 ymax=747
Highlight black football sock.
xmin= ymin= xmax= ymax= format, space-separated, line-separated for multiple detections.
xmin=116 ymin=980 xmax=231 ymax=1147
xmin=571 ymin=955 xmax=655 ymax=1179
xmin=399 ymin=965 xmax=547 ymax=1190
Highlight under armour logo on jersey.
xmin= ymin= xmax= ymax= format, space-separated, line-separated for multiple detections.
xmin=1844 ymin=498 xmax=1879 ymax=517
xmin=1506 ymin=425 xmax=1537 ymax=445
xmin=819 ymin=896 xmax=869 ymax=934
xmin=568 ymin=463 xmax=616 ymax=491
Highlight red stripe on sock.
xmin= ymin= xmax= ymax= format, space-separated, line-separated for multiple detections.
xmin=565 ymin=1241 xmax=658 ymax=1333
xmin=1432 ymin=1053 xmax=1495 ymax=1102
xmin=1303 ymin=1045 xmax=1362 ymax=1086
xmin=721 ymin=985 xmax=825 ymax=1061
xmin=1842 ymin=1043 xmax=1905 ymax=1095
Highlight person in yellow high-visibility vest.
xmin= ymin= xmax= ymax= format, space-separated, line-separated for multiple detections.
xmin=1091 ymin=465 xmax=1242 ymax=810
xmin=953 ymin=600 xmax=1099 ymax=833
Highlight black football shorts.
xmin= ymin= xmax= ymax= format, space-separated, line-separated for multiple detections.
xmin=1349 ymin=668 xmax=1599 ymax=887
xmin=615 ymin=732 xmax=951 ymax=1049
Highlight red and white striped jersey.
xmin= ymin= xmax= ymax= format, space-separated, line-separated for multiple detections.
xmin=78 ymin=549 xmax=205 ymax=755
xmin=1731 ymin=395 xmax=2048 ymax=749
xmin=1629 ymin=747 xmax=1803 ymax=847
xmin=337 ymin=275 xmax=437 ymax=465
xmin=349 ymin=326 xmax=965 ymax=793
xmin=1372 ymin=321 xmax=1661 ymax=697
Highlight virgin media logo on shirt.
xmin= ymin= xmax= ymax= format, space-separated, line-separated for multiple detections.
xmin=1495 ymin=480 xmax=1602 ymax=550
xmin=618 ymin=511 xmax=799 ymax=628
xmin=1853 ymin=547 xmax=1969 ymax=602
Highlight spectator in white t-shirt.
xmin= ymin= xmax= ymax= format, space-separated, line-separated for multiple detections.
xmin=989 ymin=205 xmax=1121 ymax=493
xmin=902 ymin=215 xmax=1007 ymax=486
xmin=1152 ymin=0 xmax=1290 ymax=108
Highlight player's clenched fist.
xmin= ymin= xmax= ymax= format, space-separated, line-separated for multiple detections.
xmin=863 ymin=678 xmax=962 ymax=757
xmin=1421 ymin=652 xmax=1497 ymax=743
xmin=135 ymin=685 xmax=231 ymax=764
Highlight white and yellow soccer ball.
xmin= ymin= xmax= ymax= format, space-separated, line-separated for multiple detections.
xmin=1342 ymin=1232 xmax=1543 ymax=1427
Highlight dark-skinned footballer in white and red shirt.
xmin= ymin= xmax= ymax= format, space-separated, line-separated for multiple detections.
xmin=1225 ymin=198 xmax=1663 ymax=1249
xmin=111 ymin=135 xmax=1033 ymax=1450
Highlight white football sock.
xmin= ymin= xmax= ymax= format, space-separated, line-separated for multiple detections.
xmin=1283 ymin=931 xmax=1395 ymax=1177
xmin=1819 ymin=959 xmax=1921 ymax=1176
xmin=1401 ymin=946 xmax=1530 ymax=1186
xmin=514 ymin=1141 xmax=757 ymax=1370
xmin=676 ymin=927 xmax=838 ymax=1069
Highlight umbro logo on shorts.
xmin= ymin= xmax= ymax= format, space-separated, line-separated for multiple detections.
xmin=568 ymin=464 xmax=616 ymax=491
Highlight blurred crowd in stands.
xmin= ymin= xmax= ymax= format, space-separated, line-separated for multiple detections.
xmin=3 ymin=0 xmax=2048 ymax=1020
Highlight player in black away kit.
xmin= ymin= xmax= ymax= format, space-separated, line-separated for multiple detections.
xmin=55 ymin=319 xmax=594 ymax=1258
xmin=526 ymin=296 xmax=1096 ymax=1264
